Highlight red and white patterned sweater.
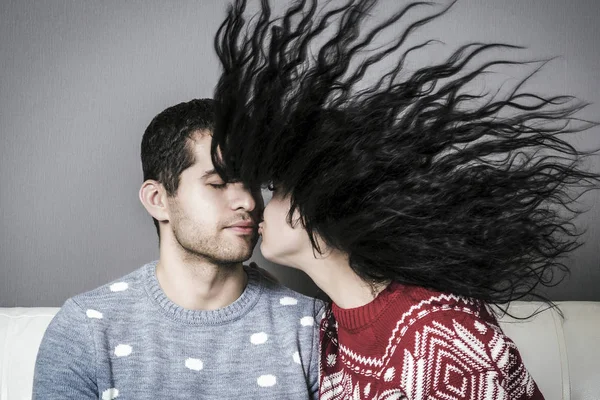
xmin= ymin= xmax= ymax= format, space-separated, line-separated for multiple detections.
xmin=319 ymin=282 xmax=544 ymax=400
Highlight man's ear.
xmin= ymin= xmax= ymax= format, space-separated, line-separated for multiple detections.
xmin=139 ymin=180 xmax=169 ymax=222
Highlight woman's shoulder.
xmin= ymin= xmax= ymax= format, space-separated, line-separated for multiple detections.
xmin=383 ymin=288 xmax=541 ymax=399
xmin=381 ymin=283 xmax=494 ymax=331
xmin=391 ymin=303 xmax=541 ymax=399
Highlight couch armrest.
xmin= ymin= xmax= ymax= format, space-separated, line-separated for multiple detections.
xmin=499 ymin=301 xmax=600 ymax=400
xmin=0 ymin=308 xmax=60 ymax=400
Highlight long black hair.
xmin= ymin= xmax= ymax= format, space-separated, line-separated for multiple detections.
xmin=210 ymin=0 xmax=599 ymax=306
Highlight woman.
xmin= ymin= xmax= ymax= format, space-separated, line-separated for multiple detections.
xmin=210 ymin=0 xmax=599 ymax=398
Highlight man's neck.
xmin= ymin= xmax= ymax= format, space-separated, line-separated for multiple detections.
xmin=155 ymin=252 xmax=248 ymax=311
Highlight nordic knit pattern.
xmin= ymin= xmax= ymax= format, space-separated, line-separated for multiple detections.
xmin=33 ymin=262 xmax=322 ymax=400
xmin=319 ymin=283 xmax=544 ymax=400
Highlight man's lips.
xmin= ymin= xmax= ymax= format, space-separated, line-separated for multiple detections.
xmin=225 ymin=221 xmax=256 ymax=235
xmin=229 ymin=221 xmax=255 ymax=228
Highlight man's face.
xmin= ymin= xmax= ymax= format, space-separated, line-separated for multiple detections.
xmin=166 ymin=132 xmax=263 ymax=264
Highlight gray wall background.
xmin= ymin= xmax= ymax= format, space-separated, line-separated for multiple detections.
xmin=1 ymin=0 xmax=599 ymax=307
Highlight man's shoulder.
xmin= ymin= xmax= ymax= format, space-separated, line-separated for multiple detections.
xmin=67 ymin=262 xmax=151 ymax=312
xmin=39 ymin=263 xmax=150 ymax=348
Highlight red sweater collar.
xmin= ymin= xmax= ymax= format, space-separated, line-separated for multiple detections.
xmin=331 ymin=281 xmax=402 ymax=331
xmin=331 ymin=282 xmax=448 ymax=331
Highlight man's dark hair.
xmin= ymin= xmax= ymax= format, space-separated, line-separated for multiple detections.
xmin=141 ymin=98 xmax=215 ymax=236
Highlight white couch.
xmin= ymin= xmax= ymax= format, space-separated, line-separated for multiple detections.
xmin=1 ymin=302 xmax=599 ymax=400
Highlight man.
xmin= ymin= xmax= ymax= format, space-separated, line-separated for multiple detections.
xmin=33 ymin=99 xmax=321 ymax=399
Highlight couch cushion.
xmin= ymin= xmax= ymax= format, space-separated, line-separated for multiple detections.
xmin=559 ymin=302 xmax=600 ymax=400
xmin=499 ymin=302 xmax=566 ymax=400
xmin=0 ymin=308 xmax=59 ymax=400
xmin=2 ymin=302 xmax=600 ymax=400
xmin=499 ymin=301 xmax=600 ymax=400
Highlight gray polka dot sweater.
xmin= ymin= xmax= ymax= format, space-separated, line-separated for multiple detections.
xmin=33 ymin=262 xmax=322 ymax=399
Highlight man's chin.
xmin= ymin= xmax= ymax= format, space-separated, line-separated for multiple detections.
xmin=234 ymin=234 xmax=259 ymax=253
xmin=209 ymin=253 xmax=252 ymax=266
xmin=210 ymin=235 xmax=257 ymax=263
xmin=221 ymin=248 xmax=254 ymax=264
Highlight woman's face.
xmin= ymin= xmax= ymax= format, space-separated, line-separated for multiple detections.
xmin=258 ymin=189 xmax=313 ymax=267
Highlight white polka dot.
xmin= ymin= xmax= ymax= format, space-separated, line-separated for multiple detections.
xmin=250 ymin=332 xmax=269 ymax=345
xmin=101 ymin=388 xmax=119 ymax=400
xmin=185 ymin=358 xmax=203 ymax=371
xmin=474 ymin=321 xmax=487 ymax=334
xmin=86 ymin=309 xmax=103 ymax=319
xmin=279 ymin=296 xmax=298 ymax=305
xmin=384 ymin=367 xmax=396 ymax=382
xmin=300 ymin=316 xmax=314 ymax=326
xmin=114 ymin=344 xmax=132 ymax=357
xmin=257 ymin=374 xmax=277 ymax=387
xmin=292 ymin=351 xmax=301 ymax=364
xmin=110 ymin=282 xmax=129 ymax=292
xmin=327 ymin=354 xmax=337 ymax=367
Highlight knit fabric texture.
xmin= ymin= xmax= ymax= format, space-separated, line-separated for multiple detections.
xmin=320 ymin=282 xmax=544 ymax=400
xmin=34 ymin=261 xmax=322 ymax=399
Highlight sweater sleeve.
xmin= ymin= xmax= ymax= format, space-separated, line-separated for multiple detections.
xmin=33 ymin=298 xmax=98 ymax=399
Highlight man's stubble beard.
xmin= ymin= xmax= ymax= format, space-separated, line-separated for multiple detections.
xmin=173 ymin=222 xmax=257 ymax=265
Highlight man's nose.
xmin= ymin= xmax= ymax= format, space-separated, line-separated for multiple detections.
xmin=229 ymin=182 xmax=258 ymax=212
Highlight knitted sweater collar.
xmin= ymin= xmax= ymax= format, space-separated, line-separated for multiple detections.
xmin=331 ymin=281 xmax=407 ymax=331
xmin=143 ymin=261 xmax=263 ymax=325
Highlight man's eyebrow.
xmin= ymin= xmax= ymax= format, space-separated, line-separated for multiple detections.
xmin=201 ymin=169 xmax=218 ymax=179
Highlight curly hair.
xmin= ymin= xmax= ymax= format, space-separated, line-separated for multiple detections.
xmin=210 ymin=0 xmax=599 ymax=306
